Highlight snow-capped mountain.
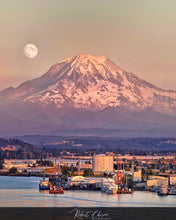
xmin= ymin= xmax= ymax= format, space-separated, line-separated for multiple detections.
xmin=1 ymin=53 xmax=176 ymax=113
xmin=0 ymin=54 xmax=176 ymax=136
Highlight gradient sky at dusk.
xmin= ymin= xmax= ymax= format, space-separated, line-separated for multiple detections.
xmin=1 ymin=0 xmax=176 ymax=90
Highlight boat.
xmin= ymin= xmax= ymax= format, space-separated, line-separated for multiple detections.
xmin=49 ymin=174 xmax=64 ymax=187
xmin=101 ymin=178 xmax=115 ymax=192
xmin=63 ymin=182 xmax=70 ymax=190
xmin=105 ymin=184 xmax=118 ymax=194
xmin=119 ymin=188 xmax=133 ymax=194
xmin=49 ymin=186 xmax=64 ymax=194
xmin=39 ymin=178 xmax=50 ymax=190
xmin=150 ymin=186 xmax=160 ymax=192
xmin=157 ymin=186 xmax=168 ymax=196
xmin=101 ymin=184 xmax=108 ymax=192
xmin=168 ymin=188 xmax=176 ymax=195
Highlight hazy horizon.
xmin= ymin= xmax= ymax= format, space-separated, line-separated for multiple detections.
xmin=1 ymin=0 xmax=176 ymax=90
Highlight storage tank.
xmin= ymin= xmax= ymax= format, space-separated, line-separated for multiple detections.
xmin=92 ymin=153 xmax=113 ymax=172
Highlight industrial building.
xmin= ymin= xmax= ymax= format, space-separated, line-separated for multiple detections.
xmin=170 ymin=174 xmax=176 ymax=185
xmin=66 ymin=176 xmax=115 ymax=190
xmin=92 ymin=152 xmax=113 ymax=173
xmin=133 ymin=169 xmax=142 ymax=182
xmin=146 ymin=176 xmax=168 ymax=189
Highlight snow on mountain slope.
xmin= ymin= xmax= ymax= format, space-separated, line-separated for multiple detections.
xmin=0 ymin=54 xmax=176 ymax=115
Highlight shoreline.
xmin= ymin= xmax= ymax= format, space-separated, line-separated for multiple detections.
xmin=0 ymin=172 xmax=48 ymax=177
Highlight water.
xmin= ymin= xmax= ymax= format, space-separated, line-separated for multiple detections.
xmin=0 ymin=176 xmax=176 ymax=207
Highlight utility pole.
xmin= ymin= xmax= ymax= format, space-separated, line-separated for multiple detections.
xmin=78 ymin=157 xmax=80 ymax=174
xmin=115 ymin=156 xmax=123 ymax=189
xmin=40 ymin=152 xmax=42 ymax=166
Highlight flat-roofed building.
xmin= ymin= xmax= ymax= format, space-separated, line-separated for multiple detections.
xmin=133 ymin=169 xmax=142 ymax=182
xmin=147 ymin=176 xmax=168 ymax=189
xmin=170 ymin=174 xmax=176 ymax=185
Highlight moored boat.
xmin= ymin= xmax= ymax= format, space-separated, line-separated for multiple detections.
xmin=49 ymin=186 xmax=64 ymax=194
xmin=101 ymin=178 xmax=115 ymax=192
xmin=150 ymin=186 xmax=160 ymax=193
xmin=120 ymin=188 xmax=133 ymax=194
xmin=157 ymin=186 xmax=168 ymax=196
xmin=168 ymin=188 xmax=176 ymax=195
xmin=105 ymin=184 xmax=118 ymax=194
xmin=39 ymin=177 xmax=50 ymax=190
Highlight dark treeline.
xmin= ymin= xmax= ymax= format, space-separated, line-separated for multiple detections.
xmin=18 ymin=135 xmax=176 ymax=151
xmin=0 ymin=138 xmax=39 ymax=159
xmin=0 ymin=137 xmax=176 ymax=159
xmin=40 ymin=137 xmax=176 ymax=155
xmin=0 ymin=138 xmax=36 ymax=150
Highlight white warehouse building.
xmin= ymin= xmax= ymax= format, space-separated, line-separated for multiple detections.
xmin=92 ymin=153 xmax=114 ymax=173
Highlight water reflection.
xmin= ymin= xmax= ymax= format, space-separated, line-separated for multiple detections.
xmin=0 ymin=176 xmax=176 ymax=207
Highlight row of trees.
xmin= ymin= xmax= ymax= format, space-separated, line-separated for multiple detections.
xmin=36 ymin=159 xmax=54 ymax=167
xmin=0 ymin=157 xmax=4 ymax=169
xmin=61 ymin=165 xmax=94 ymax=178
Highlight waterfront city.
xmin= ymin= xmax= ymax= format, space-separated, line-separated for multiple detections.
xmin=0 ymin=151 xmax=176 ymax=207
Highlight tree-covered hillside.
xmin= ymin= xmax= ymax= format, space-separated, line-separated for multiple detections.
xmin=0 ymin=138 xmax=39 ymax=159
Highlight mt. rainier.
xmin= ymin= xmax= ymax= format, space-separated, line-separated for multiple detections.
xmin=0 ymin=54 xmax=176 ymax=136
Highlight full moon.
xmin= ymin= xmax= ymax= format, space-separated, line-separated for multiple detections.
xmin=24 ymin=44 xmax=38 ymax=58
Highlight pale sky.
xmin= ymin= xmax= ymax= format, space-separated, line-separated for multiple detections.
xmin=0 ymin=0 xmax=176 ymax=90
